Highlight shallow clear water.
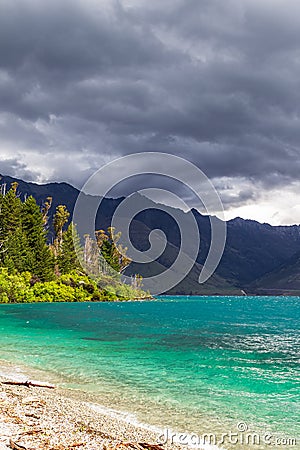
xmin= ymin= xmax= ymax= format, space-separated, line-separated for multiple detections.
xmin=0 ymin=296 xmax=299 ymax=446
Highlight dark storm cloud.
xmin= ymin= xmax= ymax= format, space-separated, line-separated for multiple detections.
xmin=0 ymin=0 xmax=300 ymax=218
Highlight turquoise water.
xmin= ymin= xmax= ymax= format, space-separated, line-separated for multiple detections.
xmin=0 ymin=296 xmax=299 ymax=447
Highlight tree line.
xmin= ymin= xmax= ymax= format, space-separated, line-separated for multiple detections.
xmin=0 ymin=181 xmax=146 ymax=302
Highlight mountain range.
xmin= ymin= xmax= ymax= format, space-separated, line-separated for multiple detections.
xmin=1 ymin=174 xmax=300 ymax=296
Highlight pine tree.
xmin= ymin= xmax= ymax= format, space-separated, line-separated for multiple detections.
xmin=100 ymin=238 xmax=120 ymax=272
xmin=0 ymin=183 xmax=22 ymax=242
xmin=3 ymin=228 xmax=33 ymax=273
xmin=22 ymin=196 xmax=55 ymax=281
xmin=57 ymin=222 xmax=83 ymax=274
xmin=95 ymin=227 xmax=131 ymax=274
xmin=0 ymin=183 xmax=30 ymax=271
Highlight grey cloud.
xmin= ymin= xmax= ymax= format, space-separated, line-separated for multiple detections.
xmin=0 ymin=0 xmax=300 ymax=223
xmin=0 ymin=0 xmax=170 ymax=74
xmin=0 ymin=157 xmax=38 ymax=180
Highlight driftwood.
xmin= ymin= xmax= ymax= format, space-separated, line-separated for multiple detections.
xmin=2 ymin=380 xmax=55 ymax=389
xmin=9 ymin=440 xmax=27 ymax=450
xmin=67 ymin=444 xmax=85 ymax=448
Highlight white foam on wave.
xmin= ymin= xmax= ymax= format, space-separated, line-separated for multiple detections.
xmin=0 ymin=361 xmax=28 ymax=382
xmin=0 ymin=360 xmax=227 ymax=450
xmin=0 ymin=359 xmax=58 ymax=386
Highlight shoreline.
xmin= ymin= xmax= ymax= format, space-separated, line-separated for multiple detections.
xmin=0 ymin=295 xmax=154 ymax=305
xmin=0 ymin=368 xmax=173 ymax=450
xmin=0 ymin=360 xmax=216 ymax=450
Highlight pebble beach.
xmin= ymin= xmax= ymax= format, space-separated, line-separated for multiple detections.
xmin=0 ymin=362 xmax=187 ymax=450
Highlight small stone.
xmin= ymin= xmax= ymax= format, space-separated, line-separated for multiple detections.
xmin=21 ymin=396 xmax=39 ymax=404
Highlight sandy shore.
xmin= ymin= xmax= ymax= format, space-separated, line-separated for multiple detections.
xmin=0 ymin=362 xmax=187 ymax=450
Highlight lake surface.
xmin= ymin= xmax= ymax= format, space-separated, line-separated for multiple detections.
xmin=0 ymin=296 xmax=299 ymax=448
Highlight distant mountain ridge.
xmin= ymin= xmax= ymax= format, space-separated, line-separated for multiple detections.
xmin=249 ymin=251 xmax=300 ymax=295
xmin=1 ymin=174 xmax=300 ymax=295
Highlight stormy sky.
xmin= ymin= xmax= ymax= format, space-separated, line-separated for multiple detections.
xmin=0 ymin=0 xmax=300 ymax=225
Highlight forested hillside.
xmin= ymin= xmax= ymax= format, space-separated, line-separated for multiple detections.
xmin=0 ymin=181 xmax=149 ymax=303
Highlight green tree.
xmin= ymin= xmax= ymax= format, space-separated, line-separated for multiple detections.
xmin=22 ymin=196 xmax=55 ymax=281
xmin=3 ymin=228 xmax=33 ymax=273
xmin=0 ymin=183 xmax=22 ymax=243
xmin=57 ymin=222 xmax=83 ymax=274
xmin=95 ymin=227 xmax=131 ymax=274
xmin=0 ymin=183 xmax=30 ymax=272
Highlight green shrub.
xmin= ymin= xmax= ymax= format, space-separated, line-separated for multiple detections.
xmin=0 ymin=267 xmax=149 ymax=303
xmin=0 ymin=268 xmax=32 ymax=303
xmin=32 ymin=281 xmax=76 ymax=302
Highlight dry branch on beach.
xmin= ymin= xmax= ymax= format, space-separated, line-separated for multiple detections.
xmin=1 ymin=380 xmax=55 ymax=389
xmin=9 ymin=440 xmax=27 ymax=450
